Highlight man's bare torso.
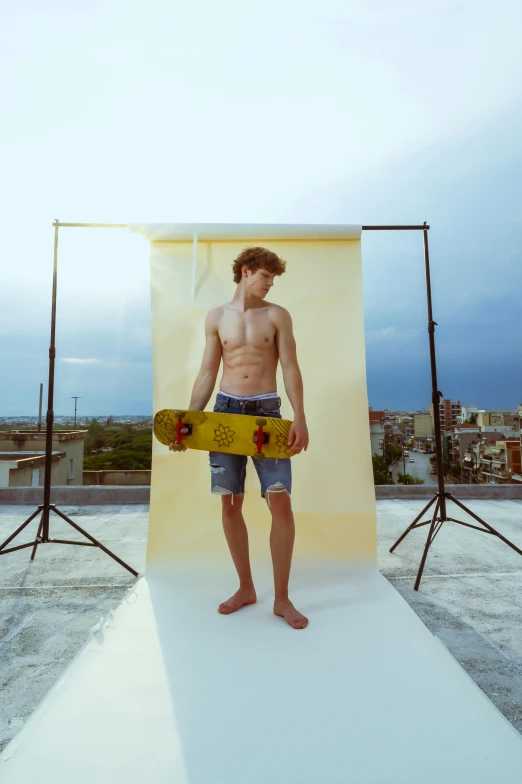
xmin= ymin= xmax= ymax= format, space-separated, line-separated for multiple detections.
xmin=215 ymin=301 xmax=281 ymax=397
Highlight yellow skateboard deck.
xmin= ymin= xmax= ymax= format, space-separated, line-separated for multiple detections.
xmin=154 ymin=408 xmax=295 ymax=460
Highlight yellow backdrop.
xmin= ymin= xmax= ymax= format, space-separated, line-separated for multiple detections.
xmin=132 ymin=225 xmax=376 ymax=569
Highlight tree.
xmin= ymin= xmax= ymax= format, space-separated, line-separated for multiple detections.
xmin=112 ymin=432 xmax=133 ymax=449
xmin=384 ymin=443 xmax=403 ymax=466
xmin=83 ymin=425 xmax=152 ymax=470
xmin=466 ymin=412 xmax=478 ymax=424
xmin=84 ymin=447 xmax=151 ymax=471
xmin=444 ymin=462 xmax=462 ymax=482
xmin=397 ymin=472 xmax=424 ymax=485
xmin=85 ymin=419 xmax=109 ymax=454
xmin=373 ymin=455 xmax=394 ymax=485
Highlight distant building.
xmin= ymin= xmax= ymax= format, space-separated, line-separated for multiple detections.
xmin=450 ymin=428 xmax=501 ymax=465
xmin=476 ymin=411 xmax=520 ymax=434
xmin=0 ymin=430 xmax=87 ymax=488
xmin=369 ymin=410 xmax=385 ymax=457
xmin=413 ymin=413 xmax=433 ymax=450
xmin=429 ymin=399 xmax=462 ymax=432
xmin=462 ymin=438 xmax=522 ymax=484
xmin=414 ymin=413 xmax=432 ymax=436
xmin=459 ymin=404 xmax=482 ymax=422
xmin=481 ymin=424 xmax=520 ymax=438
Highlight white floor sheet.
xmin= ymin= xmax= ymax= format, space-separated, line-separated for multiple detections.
xmin=2 ymin=562 xmax=522 ymax=783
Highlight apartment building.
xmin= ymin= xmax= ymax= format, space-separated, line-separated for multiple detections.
xmin=476 ymin=411 xmax=520 ymax=435
xmin=462 ymin=438 xmax=522 ymax=484
xmin=369 ymin=410 xmax=385 ymax=457
xmin=429 ymin=399 xmax=462 ymax=432
xmin=451 ymin=428 xmax=501 ymax=465
xmin=412 ymin=413 xmax=433 ymax=450
xmin=414 ymin=413 xmax=432 ymax=436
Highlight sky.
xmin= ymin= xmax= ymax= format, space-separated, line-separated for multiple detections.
xmin=1 ymin=0 xmax=521 ymax=416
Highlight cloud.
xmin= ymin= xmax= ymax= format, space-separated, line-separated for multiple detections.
xmin=60 ymin=358 xmax=100 ymax=364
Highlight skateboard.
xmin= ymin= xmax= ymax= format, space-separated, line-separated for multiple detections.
xmin=153 ymin=408 xmax=295 ymax=460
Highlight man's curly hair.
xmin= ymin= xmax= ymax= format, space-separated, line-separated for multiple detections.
xmin=232 ymin=246 xmax=287 ymax=284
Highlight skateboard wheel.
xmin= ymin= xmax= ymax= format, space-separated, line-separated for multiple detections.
xmin=171 ymin=444 xmax=185 ymax=452
xmin=255 ymin=418 xmax=267 ymax=427
xmin=252 ymin=452 xmax=265 ymax=461
xmin=173 ymin=410 xmax=186 ymax=419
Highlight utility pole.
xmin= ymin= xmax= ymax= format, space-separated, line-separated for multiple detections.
xmin=71 ymin=396 xmax=82 ymax=429
xmin=38 ymin=383 xmax=43 ymax=432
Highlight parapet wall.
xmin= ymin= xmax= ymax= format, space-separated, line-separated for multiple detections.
xmin=0 ymin=484 xmax=521 ymax=505
xmin=375 ymin=484 xmax=522 ymax=500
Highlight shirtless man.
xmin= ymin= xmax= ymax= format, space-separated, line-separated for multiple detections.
xmin=170 ymin=246 xmax=309 ymax=629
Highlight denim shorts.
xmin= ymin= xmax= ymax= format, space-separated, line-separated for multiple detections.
xmin=209 ymin=392 xmax=292 ymax=501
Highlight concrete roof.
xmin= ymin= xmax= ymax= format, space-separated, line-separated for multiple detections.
xmin=0 ymin=498 xmax=521 ymax=752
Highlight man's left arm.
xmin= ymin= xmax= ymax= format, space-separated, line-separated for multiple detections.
xmin=274 ymin=307 xmax=309 ymax=453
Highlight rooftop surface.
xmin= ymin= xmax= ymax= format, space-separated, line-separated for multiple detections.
xmin=0 ymin=498 xmax=521 ymax=752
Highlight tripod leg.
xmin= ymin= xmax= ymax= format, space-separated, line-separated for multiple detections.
xmin=414 ymin=496 xmax=441 ymax=591
xmin=31 ymin=518 xmax=44 ymax=560
xmin=448 ymin=495 xmax=522 ymax=557
xmin=389 ymin=495 xmax=438 ymax=553
xmin=0 ymin=508 xmax=42 ymax=555
xmin=52 ymin=508 xmax=138 ymax=577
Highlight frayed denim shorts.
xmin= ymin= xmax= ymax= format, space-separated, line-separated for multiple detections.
xmin=209 ymin=391 xmax=292 ymax=502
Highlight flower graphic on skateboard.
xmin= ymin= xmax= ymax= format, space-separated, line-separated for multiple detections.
xmin=213 ymin=424 xmax=236 ymax=448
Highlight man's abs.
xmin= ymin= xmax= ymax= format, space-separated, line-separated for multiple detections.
xmin=217 ymin=305 xmax=279 ymax=397
xmin=220 ymin=354 xmax=278 ymax=397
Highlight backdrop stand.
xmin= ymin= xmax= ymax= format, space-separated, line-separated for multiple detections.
xmin=1 ymin=219 xmax=519 ymax=588
xmin=0 ymin=220 xmax=138 ymax=577
xmin=382 ymin=222 xmax=522 ymax=589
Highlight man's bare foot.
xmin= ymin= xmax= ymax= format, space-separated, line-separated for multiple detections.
xmin=218 ymin=586 xmax=257 ymax=615
xmin=273 ymin=598 xmax=309 ymax=629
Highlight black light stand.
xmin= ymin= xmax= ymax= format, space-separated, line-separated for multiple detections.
xmin=383 ymin=222 xmax=522 ymax=590
xmin=0 ymin=220 xmax=138 ymax=577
